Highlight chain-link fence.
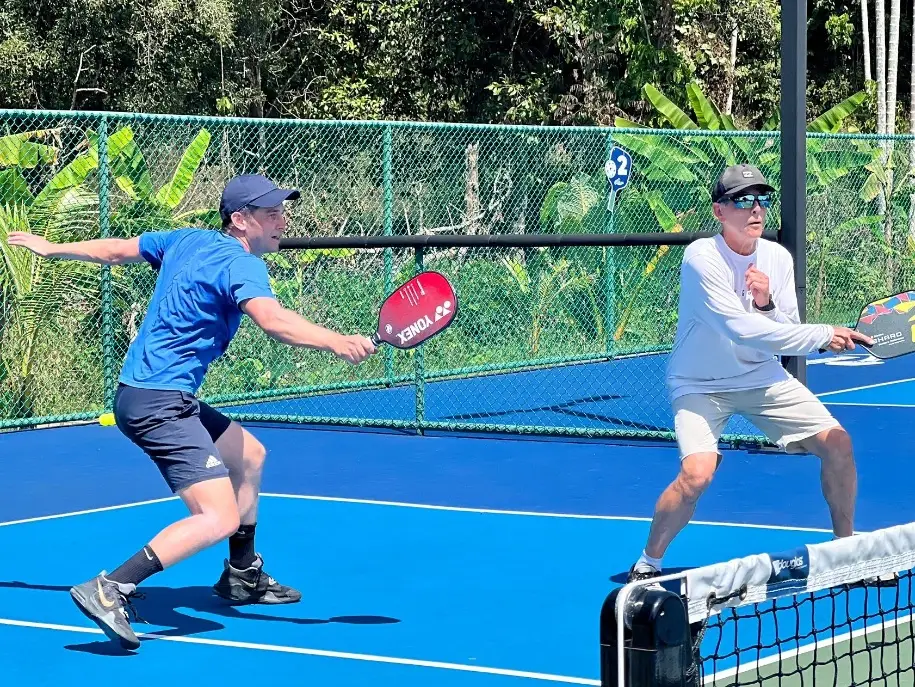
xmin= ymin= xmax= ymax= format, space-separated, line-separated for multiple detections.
xmin=2 ymin=109 xmax=914 ymax=445
xmin=212 ymin=240 xmax=690 ymax=441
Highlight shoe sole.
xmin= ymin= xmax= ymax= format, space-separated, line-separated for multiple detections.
xmin=69 ymin=587 xmax=141 ymax=650
xmin=213 ymin=586 xmax=301 ymax=605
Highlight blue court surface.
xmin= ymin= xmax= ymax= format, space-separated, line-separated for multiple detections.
xmin=2 ymin=350 xmax=914 ymax=686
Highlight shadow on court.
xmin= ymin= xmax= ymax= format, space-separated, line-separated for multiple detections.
xmin=438 ymin=392 xmax=674 ymax=433
xmin=0 ymin=580 xmax=400 ymax=655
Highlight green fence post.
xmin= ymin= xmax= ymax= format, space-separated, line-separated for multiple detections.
xmin=98 ymin=115 xmax=116 ymax=413
xmin=604 ymin=132 xmax=616 ymax=355
xmin=383 ymin=125 xmax=395 ymax=385
xmin=414 ymin=247 xmax=425 ymax=434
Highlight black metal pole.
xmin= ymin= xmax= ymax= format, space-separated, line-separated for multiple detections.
xmin=780 ymin=0 xmax=807 ymax=385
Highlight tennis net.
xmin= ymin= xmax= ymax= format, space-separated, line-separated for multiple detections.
xmin=602 ymin=521 xmax=915 ymax=686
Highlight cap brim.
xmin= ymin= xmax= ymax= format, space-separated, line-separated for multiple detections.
xmin=247 ymin=188 xmax=301 ymax=208
xmin=717 ymin=182 xmax=776 ymax=200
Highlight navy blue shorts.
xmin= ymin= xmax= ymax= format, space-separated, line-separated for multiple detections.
xmin=114 ymin=383 xmax=232 ymax=493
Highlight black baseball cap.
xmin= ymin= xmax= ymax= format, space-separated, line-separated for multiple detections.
xmin=220 ymin=174 xmax=301 ymax=222
xmin=712 ymin=164 xmax=775 ymax=202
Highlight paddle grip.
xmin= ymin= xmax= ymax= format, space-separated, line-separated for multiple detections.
xmin=818 ymin=340 xmax=872 ymax=354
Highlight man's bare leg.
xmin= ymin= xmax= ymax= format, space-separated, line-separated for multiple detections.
xmin=631 ymin=452 xmax=720 ymax=577
xmin=796 ymin=426 xmax=856 ymax=538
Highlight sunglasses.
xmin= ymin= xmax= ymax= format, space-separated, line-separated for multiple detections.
xmin=721 ymin=193 xmax=774 ymax=209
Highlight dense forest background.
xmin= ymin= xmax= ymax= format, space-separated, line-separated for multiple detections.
xmin=0 ymin=1 xmax=909 ymax=132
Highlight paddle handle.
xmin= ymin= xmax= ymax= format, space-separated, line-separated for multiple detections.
xmin=818 ymin=339 xmax=872 ymax=355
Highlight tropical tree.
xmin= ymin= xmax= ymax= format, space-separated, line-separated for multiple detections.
xmin=0 ymin=129 xmax=117 ymax=417
xmin=104 ymin=127 xmax=218 ymax=235
xmin=0 ymin=125 xmax=217 ymax=419
xmin=535 ymin=80 xmax=876 ymax=345
xmin=614 ymin=81 xmax=871 ymax=208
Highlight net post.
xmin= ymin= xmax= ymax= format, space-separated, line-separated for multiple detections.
xmin=97 ymin=114 xmax=116 ymax=413
xmin=413 ymin=247 xmax=425 ymax=435
xmin=601 ymin=585 xmax=695 ymax=687
xmin=382 ymin=125 xmax=395 ymax=386
xmin=780 ymin=0 xmax=808 ymax=385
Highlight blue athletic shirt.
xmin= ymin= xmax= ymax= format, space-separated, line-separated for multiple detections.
xmin=118 ymin=228 xmax=275 ymax=394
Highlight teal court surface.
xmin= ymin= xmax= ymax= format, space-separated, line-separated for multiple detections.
xmin=1 ymin=349 xmax=913 ymax=686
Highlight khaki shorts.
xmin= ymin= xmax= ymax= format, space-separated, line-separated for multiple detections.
xmin=672 ymin=377 xmax=841 ymax=459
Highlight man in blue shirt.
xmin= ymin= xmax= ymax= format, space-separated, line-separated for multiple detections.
xmin=7 ymin=174 xmax=375 ymax=650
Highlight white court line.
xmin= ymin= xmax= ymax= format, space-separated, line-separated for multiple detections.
xmin=816 ymin=376 xmax=915 ymax=398
xmin=260 ymin=493 xmax=835 ymax=534
xmin=0 ymin=496 xmax=177 ymax=528
xmin=0 ymin=617 xmax=599 ymax=685
xmin=0 ymin=492 xmax=833 ymax=535
xmin=704 ymin=611 xmax=914 ymax=684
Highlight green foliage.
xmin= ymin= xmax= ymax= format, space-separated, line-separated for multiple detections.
xmin=105 ymin=127 xmax=217 ymax=234
xmin=0 ymin=134 xmax=102 ymax=417
xmin=0 ymin=121 xmax=219 ymax=420
xmin=825 ymin=13 xmax=855 ymax=49
xmin=807 ymin=92 xmax=870 ymax=133
xmin=540 ymin=172 xmax=604 ymax=234
xmin=633 ymin=80 xmax=867 ymax=135
xmin=502 ymin=250 xmax=597 ymax=355
xmin=0 ymin=130 xmax=59 ymax=168
xmin=0 ymin=0 xmax=879 ymax=129
xmin=612 ymin=81 xmax=873 ymax=212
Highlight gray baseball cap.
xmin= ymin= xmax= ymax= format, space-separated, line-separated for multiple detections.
xmin=712 ymin=164 xmax=775 ymax=202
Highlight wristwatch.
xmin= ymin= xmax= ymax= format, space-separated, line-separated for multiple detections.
xmin=754 ymin=297 xmax=776 ymax=312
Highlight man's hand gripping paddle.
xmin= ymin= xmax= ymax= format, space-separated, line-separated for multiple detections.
xmin=370 ymin=271 xmax=458 ymax=349
xmin=826 ymin=290 xmax=915 ymax=359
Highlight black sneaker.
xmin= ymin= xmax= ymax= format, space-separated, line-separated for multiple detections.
xmin=213 ymin=554 xmax=302 ymax=605
xmin=70 ymin=572 xmax=142 ymax=650
xmin=627 ymin=563 xmax=662 ymax=583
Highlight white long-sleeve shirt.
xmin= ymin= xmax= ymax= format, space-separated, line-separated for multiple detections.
xmin=666 ymin=233 xmax=834 ymax=400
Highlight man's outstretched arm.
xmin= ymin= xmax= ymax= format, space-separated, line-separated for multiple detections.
xmin=241 ymin=296 xmax=375 ymax=365
xmin=6 ymin=232 xmax=145 ymax=265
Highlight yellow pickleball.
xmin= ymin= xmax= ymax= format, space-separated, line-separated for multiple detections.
xmin=99 ymin=412 xmax=116 ymax=427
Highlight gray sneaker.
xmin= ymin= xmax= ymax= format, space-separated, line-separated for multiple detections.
xmin=70 ymin=572 xmax=142 ymax=650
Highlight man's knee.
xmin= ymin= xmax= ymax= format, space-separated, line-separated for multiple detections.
xmin=805 ymin=426 xmax=854 ymax=462
xmin=206 ymin=503 xmax=241 ymax=542
xmin=675 ymin=452 xmax=720 ymax=500
xmin=215 ymin=422 xmax=267 ymax=476
xmin=244 ymin=436 xmax=267 ymax=476
xmin=181 ymin=478 xmax=242 ymax=542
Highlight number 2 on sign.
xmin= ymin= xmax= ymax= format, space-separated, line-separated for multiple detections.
xmin=616 ymin=154 xmax=628 ymax=177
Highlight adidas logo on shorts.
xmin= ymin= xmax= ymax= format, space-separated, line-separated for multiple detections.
xmin=206 ymin=455 xmax=222 ymax=469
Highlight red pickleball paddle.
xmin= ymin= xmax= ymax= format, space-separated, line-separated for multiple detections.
xmin=369 ymin=271 xmax=458 ymax=349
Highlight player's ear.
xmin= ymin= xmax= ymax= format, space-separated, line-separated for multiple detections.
xmin=230 ymin=209 xmax=248 ymax=231
xmin=712 ymin=202 xmax=725 ymax=221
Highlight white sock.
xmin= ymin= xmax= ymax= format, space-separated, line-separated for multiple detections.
xmin=637 ymin=550 xmax=663 ymax=571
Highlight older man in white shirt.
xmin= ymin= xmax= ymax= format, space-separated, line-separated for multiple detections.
xmin=628 ymin=164 xmax=872 ymax=582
